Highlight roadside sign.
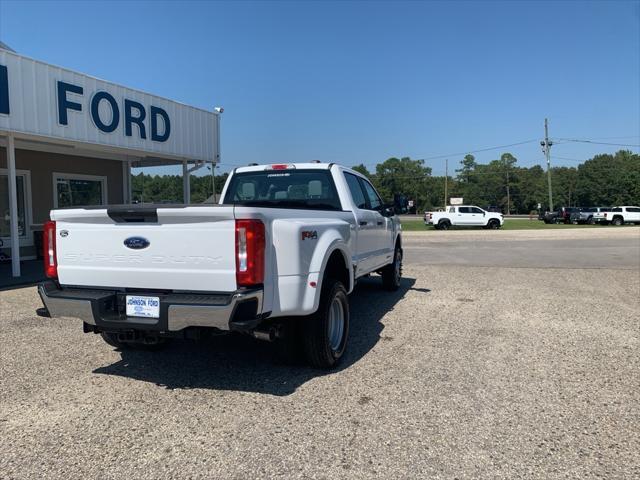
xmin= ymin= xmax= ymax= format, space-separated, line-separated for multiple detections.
xmin=450 ymin=197 xmax=463 ymax=205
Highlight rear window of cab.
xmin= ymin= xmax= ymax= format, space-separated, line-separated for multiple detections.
xmin=223 ymin=169 xmax=342 ymax=211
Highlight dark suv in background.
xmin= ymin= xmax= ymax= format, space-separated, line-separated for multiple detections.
xmin=542 ymin=207 xmax=581 ymax=224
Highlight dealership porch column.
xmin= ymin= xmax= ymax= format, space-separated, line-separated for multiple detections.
xmin=6 ymin=134 xmax=20 ymax=276
xmin=182 ymin=160 xmax=190 ymax=204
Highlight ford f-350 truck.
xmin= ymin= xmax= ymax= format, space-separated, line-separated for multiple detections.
xmin=38 ymin=163 xmax=402 ymax=368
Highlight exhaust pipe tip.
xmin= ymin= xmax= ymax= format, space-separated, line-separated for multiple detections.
xmin=252 ymin=327 xmax=277 ymax=342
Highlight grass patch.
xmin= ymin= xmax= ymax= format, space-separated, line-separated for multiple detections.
xmin=400 ymin=218 xmax=633 ymax=231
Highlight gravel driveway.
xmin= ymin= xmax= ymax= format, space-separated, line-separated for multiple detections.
xmin=1 ymin=228 xmax=638 ymax=479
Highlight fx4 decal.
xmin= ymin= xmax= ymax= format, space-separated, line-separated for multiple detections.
xmin=301 ymin=230 xmax=318 ymax=241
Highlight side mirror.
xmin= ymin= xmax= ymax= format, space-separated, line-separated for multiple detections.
xmin=383 ymin=203 xmax=395 ymax=217
xmin=392 ymin=195 xmax=409 ymax=214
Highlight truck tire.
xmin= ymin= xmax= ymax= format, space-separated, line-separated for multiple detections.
xmin=302 ymin=279 xmax=349 ymax=369
xmin=612 ymin=216 xmax=623 ymax=226
xmin=588 ymin=216 xmax=595 ymax=225
xmin=381 ymin=245 xmax=402 ymax=291
xmin=487 ymin=219 xmax=500 ymax=229
xmin=438 ymin=220 xmax=451 ymax=230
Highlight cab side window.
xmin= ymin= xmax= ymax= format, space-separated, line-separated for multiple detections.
xmin=359 ymin=179 xmax=382 ymax=211
xmin=470 ymin=207 xmax=484 ymax=214
xmin=458 ymin=207 xmax=471 ymax=214
xmin=344 ymin=173 xmax=367 ymax=209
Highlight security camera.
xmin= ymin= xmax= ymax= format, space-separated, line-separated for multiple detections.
xmin=214 ymin=107 xmax=224 ymax=113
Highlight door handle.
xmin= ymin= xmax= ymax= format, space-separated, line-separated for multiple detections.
xmin=359 ymin=221 xmax=368 ymax=226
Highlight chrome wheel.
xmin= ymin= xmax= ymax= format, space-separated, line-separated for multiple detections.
xmin=327 ymin=296 xmax=345 ymax=352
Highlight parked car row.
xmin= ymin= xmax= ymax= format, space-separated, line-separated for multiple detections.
xmin=540 ymin=206 xmax=640 ymax=225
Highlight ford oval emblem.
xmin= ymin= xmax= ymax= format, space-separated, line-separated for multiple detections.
xmin=124 ymin=237 xmax=150 ymax=250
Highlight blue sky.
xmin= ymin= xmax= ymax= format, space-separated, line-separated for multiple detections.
xmin=1 ymin=0 xmax=638 ymax=176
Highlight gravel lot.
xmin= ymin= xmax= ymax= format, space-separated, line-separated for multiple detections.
xmin=1 ymin=228 xmax=639 ymax=479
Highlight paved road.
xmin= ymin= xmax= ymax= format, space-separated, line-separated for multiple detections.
xmin=1 ymin=228 xmax=638 ymax=479
xmin=403 ymin=228 xmax=640 ymax=270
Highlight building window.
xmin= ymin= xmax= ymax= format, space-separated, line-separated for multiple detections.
xmin=53 ymin=173 xmax=107 ymax=208
xmin=0 ymin=169 xmax=32 ymax=243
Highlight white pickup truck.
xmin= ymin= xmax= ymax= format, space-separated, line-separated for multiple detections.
xmin=38 ymin=163 xmax=402 ymax=368
xmin=598 ymin=206 xmax=640 ymax=226
xmin=425 ymin=205 xmax=504 ymax=230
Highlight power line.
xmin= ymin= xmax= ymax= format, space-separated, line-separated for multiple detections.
xmin=421 ymin=139 xmax=539 ymax=161
xmin=354 ymin=138 xmax=540 ymax=169
xmin=555 ymin=135 xmax=639 ymax=140
xmin=551 ymin=155 xmax=585 ymax=163
xmin=555 ymin=138 xmax=640 ymax=147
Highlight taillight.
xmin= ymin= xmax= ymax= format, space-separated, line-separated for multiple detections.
xmin=43 ymin=220 xmax=58 ymax=279
xmin=235 ymin=219 xmax=265 ymax=287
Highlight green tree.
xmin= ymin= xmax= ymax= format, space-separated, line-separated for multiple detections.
xmin=351 ymin=164 xmax=372 ymax=178
xmin=456 ymin=154 xmax=477 ymax=184
xmin=575 ymin=150 xmax=640 ymax=206
xmin=374 ymin=157 xmax=432 ymax=211
xmin=501 ymin=153 xmax=518 ymax=214
xmin=513 ymin=165 xmax=546 ymax=213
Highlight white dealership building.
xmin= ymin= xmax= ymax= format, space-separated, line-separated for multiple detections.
xmin=0 ymin=44 xmax=220 ymax=278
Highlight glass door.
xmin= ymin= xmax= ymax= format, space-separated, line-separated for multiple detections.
xmin=0 ymin=170 xmax=31 ymax=247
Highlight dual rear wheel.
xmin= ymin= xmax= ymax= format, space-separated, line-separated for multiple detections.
xmin=278 ymin=245 xmax=402 ymax=369
xmin=274 ymin=279 xmax=349 ymax=369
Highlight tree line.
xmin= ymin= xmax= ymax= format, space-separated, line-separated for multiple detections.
xmin=353 ymin=150 xmax=639 ymax=214
xmin=130 ymin=150 xmax=639 ymax=214
xmin=131 ymin=171 xmax=229 ymax=204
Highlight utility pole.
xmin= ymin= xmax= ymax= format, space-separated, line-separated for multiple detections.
xmin=444 ymin=158 xmax=448 ymax=208
xmin=211 ymin=164 xmax=217 ymax=202
xmin=541 ymin=118 xmax=554 ymax=211
xmin=213 ymin=106 xmax=223 ymax=204
xmin=506 ymin=163 xmax=510 ymax=215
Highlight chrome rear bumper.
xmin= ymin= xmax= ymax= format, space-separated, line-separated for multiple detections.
xmin=38 ymin=281 xmax=263 ymax=332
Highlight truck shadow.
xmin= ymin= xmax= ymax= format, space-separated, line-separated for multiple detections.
xmin=93 ymin=276 xmax=417 ymax=396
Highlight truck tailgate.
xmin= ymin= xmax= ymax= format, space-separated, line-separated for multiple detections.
xmin=52 ymin=206 xmax=237 ymax=292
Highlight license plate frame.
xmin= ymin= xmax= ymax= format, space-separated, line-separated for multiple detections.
xmin=125 ymin=295 xmax=161 ymax=319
